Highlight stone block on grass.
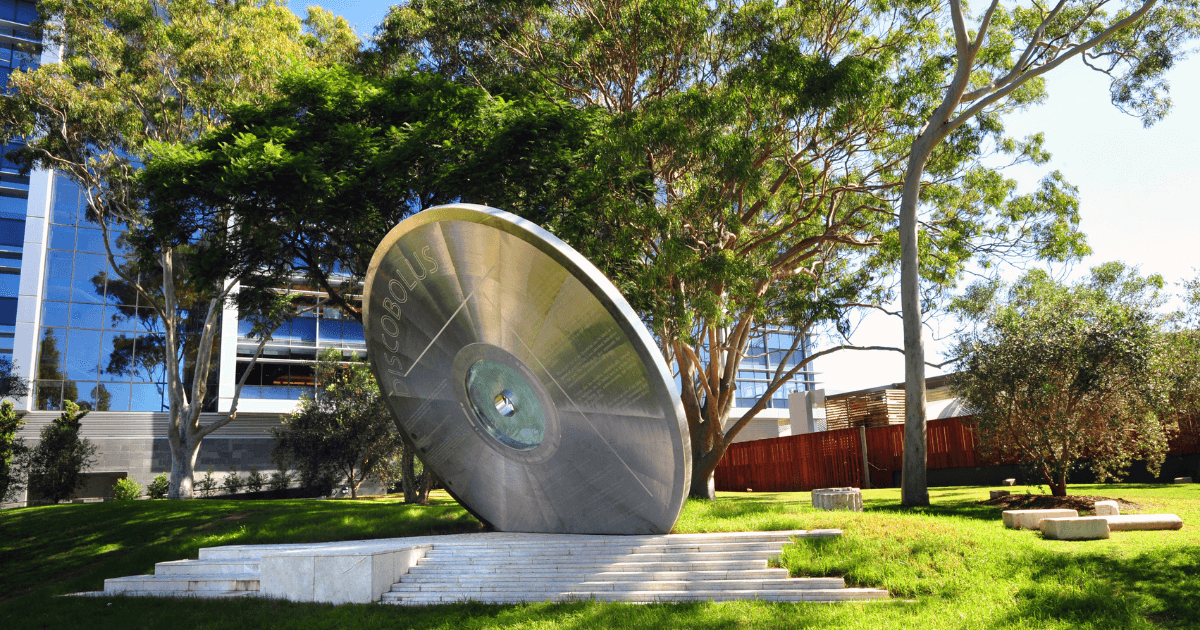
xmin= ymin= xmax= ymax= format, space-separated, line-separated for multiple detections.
xmin=1002 ymin=479 xmax=1016 ymax=486
xmin=990 ymin=490 xmax=1010 ymax=500
xmin=1175 ymin=477 xmax=1193 ymax=484
xmin=1002 ymin=509 xmax=1078 ymax=530
xmin=1103 ymin=514 xmax=1184 ymax=532
xmin=1093 ymin=500 xmax=1119 ymax=516
xmin=1041 ymin=517 xmax=1110 ymax=540
xmin=811 ymin=488 xmax=862 ymax=512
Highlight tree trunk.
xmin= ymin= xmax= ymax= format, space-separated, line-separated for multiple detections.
xmin=689 ymin=447 xmax=723 ymax=500
xmin=417 ymin=467 xmax=432 ymax=504
xmin=1050 ymin=476 xmax=1067 ymax=497
xmin=899 ymin=134 xmax=933 ymax=508
xmin=401 ymin=442 xmax=418 ymax=503
xmin=167 ymin=434 xmax=200 ymax=499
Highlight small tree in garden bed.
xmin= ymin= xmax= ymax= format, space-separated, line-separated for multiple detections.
xmin=245 ymin=468 xmax=266 ymax=494
xmin=272 ymin=349 xmax=405 ymax=499
xmin=26 ymin=401 xmax=97 ymax=503
xmin=221 ymin=468 xmax=245 ymax=495
xmin=952 ymin=263 xmax=1175 ymax=495
xmin=1 ymin=400 xmax=28 ymax=503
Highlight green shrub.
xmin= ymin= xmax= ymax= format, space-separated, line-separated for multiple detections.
xmin=268 ymin=469 xmax=292 ymax=493
xmin=245 ymin=467 xmax=265 ymax=493
xmin=197 ymin=467 xmax=218 ymax=498
xmin=0 ymin=400 xmax=28 ymax=503
xmin=112 ymin=477 xmax=141 ymax=501
xmin=27 ymin=401 xmax=96 ymax=503
xmin=146 ymin=473 xmax=169 ymax=499
xmin=221 ymin=467 xmax=244 ymax=495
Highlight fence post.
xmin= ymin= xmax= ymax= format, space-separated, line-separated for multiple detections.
xmin=859 ymin=425 xmax=871 ymax=489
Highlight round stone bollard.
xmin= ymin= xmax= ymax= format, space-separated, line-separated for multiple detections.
xmin=812 ymin=487 xmax=863 ymax=512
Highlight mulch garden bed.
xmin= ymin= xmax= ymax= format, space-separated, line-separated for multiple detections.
xmin=980 ymin=493 xmax=1145 ymax=513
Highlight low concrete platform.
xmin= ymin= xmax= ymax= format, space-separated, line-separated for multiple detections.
xmin=88 ymin=530 xmax=889 ymax=604
xmin=1002 ymin=509 xmax=1079 ymax=530
xmin=1041 ymin=517 xmax=1110 ymax=541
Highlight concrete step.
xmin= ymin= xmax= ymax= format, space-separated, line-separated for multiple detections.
xmin=153 ymin=559 xmax=260 ymax=576
xmin=400 ymin=568 xmax=792 ymax=581
xmin=422 ymin=542 xmax=788 ymax=555
xmin=390 ymin=577 xmax=846 ymax=592
xmin=410 ymin=559 xmax=771 ymax=572
xmin=419 ymin=550 xmax=781 ymax=563
xmin=103 ymin=574 xmax=260 ymax=595
xmin=381 ymin=588 xmax=889 ymax=604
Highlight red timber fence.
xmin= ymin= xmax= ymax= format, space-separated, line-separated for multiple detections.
xmin=714 ymin=416 xmax=1200 ymax=492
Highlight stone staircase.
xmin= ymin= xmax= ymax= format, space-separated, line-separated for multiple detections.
xmin=382 ymin=531 xmax=888 ymax=604
xmin=93 ymin=531 xmax=888 ymax=604
xmin=101 ymin=558 xmax=260 ymax=598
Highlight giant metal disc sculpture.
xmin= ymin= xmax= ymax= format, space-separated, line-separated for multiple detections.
xmin=363 ymin=204 xmax=691 ymax=534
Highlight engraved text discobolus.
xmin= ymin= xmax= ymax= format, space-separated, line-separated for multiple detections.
xmin=363 ymin=204 xmax=691 ymax=534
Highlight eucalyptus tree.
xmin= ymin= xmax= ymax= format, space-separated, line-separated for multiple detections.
xmin=0 ymin=0 xmax=358 ymax=498
xmin=895 ymin=0 xmax=1200 ymax=505
xmin=371 ymin=0 xmax=1097 ymax=498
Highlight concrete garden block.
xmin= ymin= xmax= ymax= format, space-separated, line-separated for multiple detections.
xmin=1174 ymin=477 xmax=1193 ymax=484
xmin=261 ymin=545 xmax=429 ymax=603
xmin=1102 ymin=514 xmax=1184 ymax=532
xmin=1093 ymin=501 xmax=1119 ymax=516
xmin=811 ymin=488 xmax=862 ymax=512
xmin=1002 ymin=509 xmax=1079 ymax=530
xmin=1002 ymin=479 xmax=1016 ymax=486
xmin=1041 ymin=517 xmax=1110 ymax=540
xmin=990 ymin=490 xmax=1010 ymax=500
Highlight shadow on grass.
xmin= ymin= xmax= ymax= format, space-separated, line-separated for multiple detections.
xmin=0 ymin=498 xmax=483 ymax=606
xmin=1002 ymin=545 xmax=1200 ymax=628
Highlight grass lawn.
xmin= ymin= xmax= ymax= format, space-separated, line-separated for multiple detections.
xmin=2 ymin=484 xmax=1198 ymax=629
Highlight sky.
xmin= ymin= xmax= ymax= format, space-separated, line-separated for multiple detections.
xmin=287 ymin=2 xmax=1200 ymax=394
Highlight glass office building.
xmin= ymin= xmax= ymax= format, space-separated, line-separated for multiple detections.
xmin=734 ymin=327 xmax=817 ymax=409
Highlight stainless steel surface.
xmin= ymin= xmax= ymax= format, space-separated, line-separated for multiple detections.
xmin=363 ymin=204 xmax=691 ymax=534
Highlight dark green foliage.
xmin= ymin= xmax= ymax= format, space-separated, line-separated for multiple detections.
xmin=26 ymin=401 xmax=97 ymax=503
xmin=0 ymin=401 xmax=27 ymax=503
xmin=268 ymin=469 xmax=293 ymax=493
xmin=951 ymin=263 xmax=1174 ymax=495
xmin=145 ymin=473 xmax=169 ymax=499
xmin=245 ymin=468 xmax=266 ymax=494
xmin=222 ymin=467 xmax=245 ymax=495
xmin=197 ymin=468 xmax=218 ymax=498
xmin=112 ymin=477 xmax=141 ymax=501
xmin=140 ymin=66 xmax=597 ymax=324
xmin=272 ymin=349 xmax=406 ymax=498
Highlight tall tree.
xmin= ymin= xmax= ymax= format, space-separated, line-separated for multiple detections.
xmin=951 ymin=263 xmax=1173 ymax=495
xmin=896 ymin=0 xmax=1200 ymax=506
xmin=373 ymin=0 xmax=1092 ymax=497
xmin=0 ymin=0 xmax=358 ymax=498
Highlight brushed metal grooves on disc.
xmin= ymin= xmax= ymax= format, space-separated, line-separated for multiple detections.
xmin=363 ymin=204 xmax=691 ymax=535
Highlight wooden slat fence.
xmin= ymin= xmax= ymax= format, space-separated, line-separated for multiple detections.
xmin=715 ymin=414 xmax=1200 ymax=492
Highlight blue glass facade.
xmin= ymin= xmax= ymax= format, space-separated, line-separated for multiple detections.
xmin=734 ymin=328 xmax=817 ymax=409
xmin=234 ymin=285 xmax=365 ymax=401
xmin=33 ymin=176 xmax=177 ymax=411
xmin=0 ymin=0 xmax=39 ymax=368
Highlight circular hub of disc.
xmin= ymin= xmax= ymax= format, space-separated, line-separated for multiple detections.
xmin=452 ymin=342 xmax=560 ymax=462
